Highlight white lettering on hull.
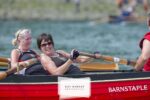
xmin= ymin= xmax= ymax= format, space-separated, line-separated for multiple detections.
xmin=108 ymin=85 xmax=148 ymax=93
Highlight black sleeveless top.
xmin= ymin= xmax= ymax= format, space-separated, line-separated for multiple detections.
xmin=25 ymin=54 xmax=84 ymax=75
xmin=51 ymin=57 xmax=84 ymax=75
xmin=16 ymin=49 xmax=48 ymax=75
xmin=17 ymin=49 xmax=37 ymax=62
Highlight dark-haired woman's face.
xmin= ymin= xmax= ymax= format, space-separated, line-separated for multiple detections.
xmin=40 ymin=39 xmax=55 ymax=56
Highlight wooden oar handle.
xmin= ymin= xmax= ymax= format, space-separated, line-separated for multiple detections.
xmin=79 ymin=52 xmax=96 ymax=58
xmin=0 ymin=66 xmax=18 ymax=80
xmin=0 ymin=58 xmax=38 ymax=80
xmin=79 ymin=52 xmax=136 ymax=67
xmin=0 ymin=57 xmax=9 ymax=63
xmin=0 ymin=62 xmax=8 ymax=66
xmin=0 ymin=72 xmax=7 ymax=80
xmin=126 ymin=60 xmax=136 ymax=67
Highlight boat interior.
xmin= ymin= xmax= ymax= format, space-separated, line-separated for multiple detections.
xmin=0 ymin=70 xmax=150 ymax=83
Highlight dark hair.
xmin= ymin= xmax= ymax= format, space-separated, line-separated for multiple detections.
xmin=37 ymin=33 xmax=54 ymax=50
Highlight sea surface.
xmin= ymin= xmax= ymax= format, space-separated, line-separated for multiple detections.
xmin=0 ymin=20 xmax=148 ymax=69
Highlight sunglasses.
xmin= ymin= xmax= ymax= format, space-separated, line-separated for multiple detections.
xmin=41 ymin=42 xmax=52 ymax=47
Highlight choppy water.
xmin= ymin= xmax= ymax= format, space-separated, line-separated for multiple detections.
xmin=0 ymin=20 xmax=148 ymax=69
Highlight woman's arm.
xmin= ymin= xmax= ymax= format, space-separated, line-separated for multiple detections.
xmin=40 ymin=54 xmax=73 ymax=75
xmin=41 ymin=49 xmax=80 ymax=75
xmin=56 ymin=50 xmax=93 ymax=63
xmin=75 ymin=56 xmax=93 ymax=63
xmin=11 ymin=49 xmax=20 ymax=68
xmin=56 ymin=50 xmax=70 ymax=58
xmin=11 ymin=49 xmax=38 ymax=69
xmin=135 ymin=39 xmax=150 ymax=71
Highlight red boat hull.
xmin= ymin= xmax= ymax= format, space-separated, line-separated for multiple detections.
xmin=0 ymin=77 xmax=150 ymax=100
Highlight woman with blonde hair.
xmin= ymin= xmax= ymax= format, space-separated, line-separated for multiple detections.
xmin=11 ymin=29 xmax=40 ymax=75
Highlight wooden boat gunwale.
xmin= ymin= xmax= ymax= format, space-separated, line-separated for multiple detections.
xmin=0 ymin=71 xmax=150 ymax=83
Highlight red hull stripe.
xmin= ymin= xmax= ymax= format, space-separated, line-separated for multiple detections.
xmin=0 ymin=78 xmax=150 ymax=99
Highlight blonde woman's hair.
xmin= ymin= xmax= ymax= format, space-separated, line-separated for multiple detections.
xmin=12 ymin=29 xmax=31 ymax=46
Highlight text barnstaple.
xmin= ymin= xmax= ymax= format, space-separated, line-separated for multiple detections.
xmin=108 ymin=85 xmax=148 ymax=93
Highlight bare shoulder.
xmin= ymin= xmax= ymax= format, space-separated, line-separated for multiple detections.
xmin=40 ymin=54 xmax=55 ymax=66
xmin=56 ymin=50 xmax=69 ymax=57
xmin=143 ymin=39 xmax=150 ymax=45
xmin=11 ymin=49 xmax=20 ymax=61
xmin=11 ymin=49 xmax=20 ymax=55
xmin=56 ymin=50 xmax=68 ymax=54
xmin=40 ymin=53 xmax=52 ymax=61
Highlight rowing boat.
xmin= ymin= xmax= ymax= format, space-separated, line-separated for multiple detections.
xmin=0 ymin=54 xmax=145 ymax=100
xmin=0 ymin=70 xmax=150 ymax=100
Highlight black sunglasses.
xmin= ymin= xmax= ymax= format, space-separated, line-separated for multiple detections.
xmin=41 ymin=42 xmax=52 ymax=47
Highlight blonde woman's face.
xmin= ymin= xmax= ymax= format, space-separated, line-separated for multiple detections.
xmin=20 ymin=32 xmax=32 ymax=47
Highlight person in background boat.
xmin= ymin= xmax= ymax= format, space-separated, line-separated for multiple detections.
xmin=112 ymin=0 xmax=149 ymax=23
xmin=137 ymin=0 xmax=149 ymax=13
xmin=36 ymin=33 xmax=91 ymax=75
xmin=135 ymin=13 xmax=150 ymax=71
xmin=11 ymin=29 xmax=39 ymax=75
xmin=111 ymin=0 xmax=136 ymax=23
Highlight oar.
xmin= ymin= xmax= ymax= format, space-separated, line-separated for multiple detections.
xmin=79 ymin=52 xmax=136 ymax=67
xmin=80 ymin=62 xmax=119 ymax=71
xmin=0 ymin=62 xmax=8 ymax=66
xmin=0 ymin=58 xmax=38 ymax=80
xmin=0 ymin=57 xmax=9 ymax=63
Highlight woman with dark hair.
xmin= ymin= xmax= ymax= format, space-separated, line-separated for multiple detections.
xmin=36 ymin=33 xmax=91 ymax=75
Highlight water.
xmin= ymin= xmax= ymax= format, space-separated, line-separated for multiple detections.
xmin=0 ymin=20 xmax=148 ymax=69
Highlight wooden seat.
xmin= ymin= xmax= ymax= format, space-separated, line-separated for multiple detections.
xmin=80 ymin=62 xmax=119 ymax=71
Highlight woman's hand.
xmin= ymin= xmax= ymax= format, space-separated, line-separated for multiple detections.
xmin=93 ymin=51 xmax=101 ymax=59
xmin=70 ymin=49 xmax=79 ymax=61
